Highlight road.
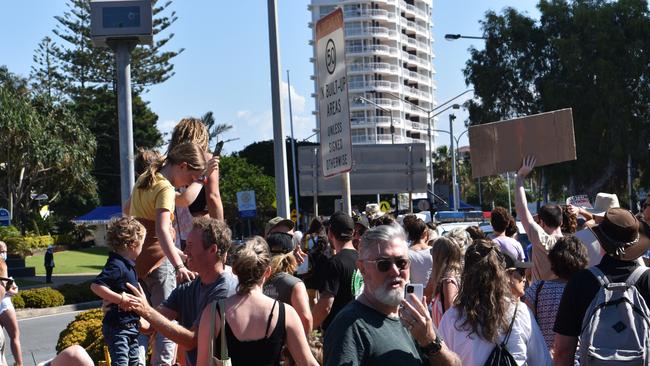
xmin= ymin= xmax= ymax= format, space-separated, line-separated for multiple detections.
xmin=6 ymin=310 xmax=81 ymax=365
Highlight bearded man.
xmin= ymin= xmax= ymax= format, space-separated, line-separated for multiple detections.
xmin=323 ymin=224 xmax=460 ymax=366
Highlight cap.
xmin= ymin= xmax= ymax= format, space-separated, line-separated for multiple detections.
xmin=328 ymin=211 xmax=354 ymax=240
xmin=353 ymin=214 xmax=370 ymax=230
xmin=265 ymin=217 xmax=294 ymax=237
xmin=503 ymin=252 xmax=532 ymax=271
xmin=266 ymin=232 xmax=295 ymax=254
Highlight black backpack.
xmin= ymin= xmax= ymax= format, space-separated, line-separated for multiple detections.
xmin=484 ymin=301 xmax=519 ymax=366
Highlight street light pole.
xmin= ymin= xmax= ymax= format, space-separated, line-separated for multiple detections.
xmin=449 ymin=113 xmax=460 ymax=211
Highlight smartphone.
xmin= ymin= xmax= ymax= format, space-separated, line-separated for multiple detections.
xmin=404 ymin=283 xmax=423 ymax=305
xmin=213 ymin=141 xmax=224 ymax=157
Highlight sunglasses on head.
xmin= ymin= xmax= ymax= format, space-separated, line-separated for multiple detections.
xmin=0 ymin=277 xmax=14 ymax=290
xmin=366 ymin=257 xmax=410 ymax=272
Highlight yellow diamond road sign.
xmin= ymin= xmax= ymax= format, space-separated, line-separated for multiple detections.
xmin=380 ymin=201 xmax=391 ymax=213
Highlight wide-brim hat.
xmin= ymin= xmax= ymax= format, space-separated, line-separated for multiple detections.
xmin=592 ymin=208 xmax=640 ymax=256
xmin=588 ymin=193 xmax=620 ymax=217
xmin=365 ymin=203 xmax=384 ymax=219
xmin=265 ymin=217 xmax=294 ymax=237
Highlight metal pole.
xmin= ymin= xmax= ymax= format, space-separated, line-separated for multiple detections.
xmin=478 ymin=177 xmax=483 ymax=208
xmin=114 ymin=41 xmax=136 ymax=209
xmin=267 ymin=0 xmax=290 ymax=218
xmin=390 ymin=109 xmax=395 ymax=144
xmin=312 ymin=147 xmax=319 ymax=217
xmin=342 ymin=172 xmax=352 ymax=215
xmin=287 ymin=70 xmax=300 ymax=230
xmin=428 ymin=111 xmax=434 ymax=196
xmin=449 ymin=114 xmax=459 ymax=211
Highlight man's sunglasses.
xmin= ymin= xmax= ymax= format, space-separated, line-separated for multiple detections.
xmin=366 ymin=257 xmax=410 ymax=272
xmin=0 ymin=277 xmax=14 ymax=290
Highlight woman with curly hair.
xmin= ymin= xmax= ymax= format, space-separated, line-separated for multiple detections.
xmin=523 ymin=235 xmax=587 ymax=352
xmin=439 ymin=239 xmax=551 ymax=365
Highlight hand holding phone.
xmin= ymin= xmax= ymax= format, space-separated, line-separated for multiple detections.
xmin=404 ymin=283 xmax=424 ymax=306
xmin=213 ymin=141 xmax=224 ymax=157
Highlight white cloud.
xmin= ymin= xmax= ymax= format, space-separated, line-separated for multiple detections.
xmin=280 ymin=80 xmax=306 ymax=114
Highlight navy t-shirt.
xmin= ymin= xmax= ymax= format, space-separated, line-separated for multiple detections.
xmin=93 ymin=251 xmax=140 ymax=326
xmin=162 ymin=273 xmax=233 ymax=366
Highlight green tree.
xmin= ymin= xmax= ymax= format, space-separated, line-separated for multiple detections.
xmin=30 ymin=36 xmax=64 ymax=101
xmin=70 ymin=87 xmax=162 ymax=205
xmin=464 ymin=1 xmax=650 ymax=201
xmin=219 ymin=156 xmax=276 ymax=234
xmin=0 ymin=72 xmax=97 ymax=231
xmin=201 ymin=111 xmax=233 ymax=151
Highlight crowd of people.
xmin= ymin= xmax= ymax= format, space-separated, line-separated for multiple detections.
xmin=3 ymin=115 xmax=650 ymax=366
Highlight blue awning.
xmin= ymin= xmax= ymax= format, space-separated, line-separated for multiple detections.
xmin=72 ymin=206 xmax=122 ymax=225
xmin=447 ymin=196 xmax=476 ymax=210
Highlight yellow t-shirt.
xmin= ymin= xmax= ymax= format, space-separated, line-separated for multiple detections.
xmin=130 ymin=173 xmax=175 ymax=221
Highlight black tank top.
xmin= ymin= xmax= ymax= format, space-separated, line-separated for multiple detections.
xmin=188 ymin=186 xmax=207 ymax=214
xmin=215 ymin=301 xmax=286 ymax=366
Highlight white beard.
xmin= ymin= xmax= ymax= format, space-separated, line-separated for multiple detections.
xmin=373 ymin=279 xmax=405 ymax=306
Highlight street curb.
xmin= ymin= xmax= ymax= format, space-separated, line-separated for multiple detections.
xmin=16 ymin=300 xmax=102 ymax=320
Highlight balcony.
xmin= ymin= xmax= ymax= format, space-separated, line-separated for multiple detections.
xmin=346 ymin=44 xmax=399 ymax=56
xmin=345 ymin=26 xmax=396 ymax=39
xmin=343 ymin=8 xmax=396 ymax=21
xmin=349 ymin=80 xmax=400 ymax=92
xmin=348 ymin=62 xmax=399 ymax=74
xmin=350 ymin=97 xmax=401 ymax=109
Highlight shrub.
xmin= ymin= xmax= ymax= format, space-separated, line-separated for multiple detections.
xmin=11 ymin=294 xmax=24 ymax=309
xmin=57 ymin=281 xmax=100 ymax=305
xmin=56 ymin=309 xmax=104 ymax=363
xmin=5 ymin=235 xmax=54 ymax=257
xmin=53 ymin=233 xmax=74 ymax=246
xmin=19 ymin=287 xmax=65 ymax=308
xmin=0 ymin=226 xmax=20 ymax=241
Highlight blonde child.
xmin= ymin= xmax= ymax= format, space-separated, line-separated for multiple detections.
xmin=91 ymin=217 xmax=146 ymax=366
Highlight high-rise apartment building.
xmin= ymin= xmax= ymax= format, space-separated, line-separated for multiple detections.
xmin=309 ymin=0 xmax=435 ymax=156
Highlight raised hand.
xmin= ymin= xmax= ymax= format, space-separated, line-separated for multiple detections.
xmin=517 ymin=155 xmax=537 ymax=179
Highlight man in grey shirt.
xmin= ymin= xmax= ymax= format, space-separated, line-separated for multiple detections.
xmin=324 ymin=224 xmax=460 ymax=366
xmin=126 ymin=217 xmax=237 ymax=366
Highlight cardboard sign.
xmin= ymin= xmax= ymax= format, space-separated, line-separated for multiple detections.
xmin=468 ymin=108 xmax=576 ymax=178
xmin=566 ymin=195 xmax=593 ymax=209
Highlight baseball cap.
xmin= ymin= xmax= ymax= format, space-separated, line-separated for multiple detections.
xmin=265 ymin=216 xmax=294 ymax=237
xmin=328 ymin=211 xmax=354 ymax=240
xmin=353 ymin=214 xmax=370 ymax=230
xmin=503 ymin=252 xmax=532 ymax=271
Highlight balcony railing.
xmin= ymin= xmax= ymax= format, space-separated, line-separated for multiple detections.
xmin=346 ymin=45 xmax=398 ymax=56
xmin=348 ymin=62 xmax=399 ymax=74
xmin=345 ymin=26 xmax=396 ymax=38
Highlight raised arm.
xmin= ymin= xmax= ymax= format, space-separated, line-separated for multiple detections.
xmin=515 ymin=156 xmax=538 ymax=234
xmin=205 ymin=156 xmax=224 ymax=220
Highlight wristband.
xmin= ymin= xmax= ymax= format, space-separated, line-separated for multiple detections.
xmin=174 ymin=264 xmax=185 ymax=273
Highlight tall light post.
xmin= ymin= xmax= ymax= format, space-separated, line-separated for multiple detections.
xmin=355 ymin=96 xmax=396 ymax=144
xmin=368 ymin=90 xmax=472 ymax=201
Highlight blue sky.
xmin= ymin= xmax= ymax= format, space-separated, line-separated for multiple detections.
xmin=0 ymin=1 xmax=540 ymax=153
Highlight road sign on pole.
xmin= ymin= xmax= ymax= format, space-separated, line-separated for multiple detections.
xmin=316 ymin=9 xmax=352 ymax=179
xmin=237 ymin=191 xmax=257 ymax=219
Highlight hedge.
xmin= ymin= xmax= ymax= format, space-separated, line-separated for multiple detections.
xmin=56 ymin=309 xmax=105 ymax=363
xmin=15 ymin=287 xmax=64 ymax=308
xmin=57 ymin=281 xmax=100 ymax=305
xmin=5 ymin=235 xmax=54 ymax=257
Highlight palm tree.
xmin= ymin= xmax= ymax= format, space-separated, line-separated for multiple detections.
xmin=201 ymin=111 xmax=233 ymax=149
xmin=432 ymin=146 xmax=452 ymax=184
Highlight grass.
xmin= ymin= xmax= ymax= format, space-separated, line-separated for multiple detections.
xmin=25 ymin=246 xmax=110 ymax=275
